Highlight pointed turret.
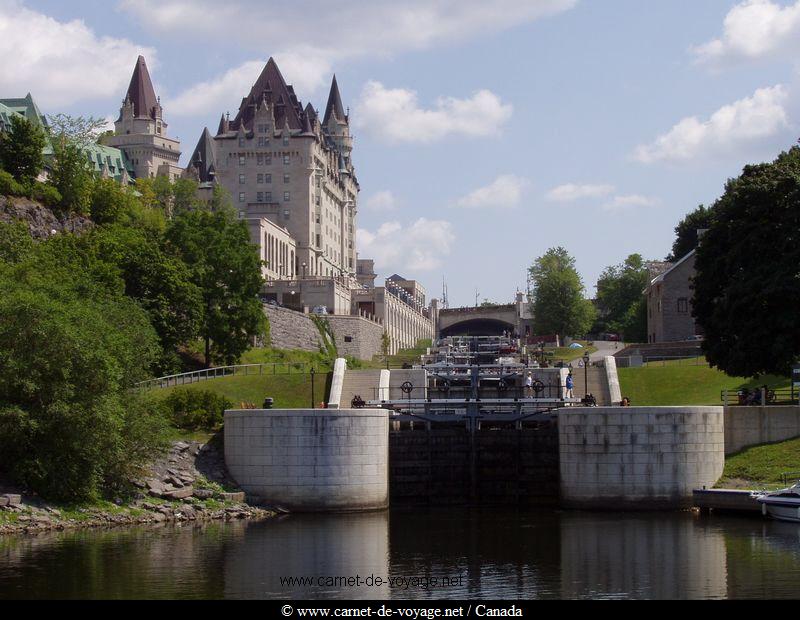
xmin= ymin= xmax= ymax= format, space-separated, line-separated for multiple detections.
xmin=124 ymin=55 xmax=160 ymax=120
xmin=217 ymin=113 xmax=230 ymax=135
xmin=324 ymin=75 xmax=346 ymax=125
xmin=232 ymin=57 xmax=303 ymax=132
xmin=189 ymin=128 xmax=217 ymax=183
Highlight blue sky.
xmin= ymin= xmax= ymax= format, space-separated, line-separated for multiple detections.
xmin=3 ymin=0 xmax=799 ymax=307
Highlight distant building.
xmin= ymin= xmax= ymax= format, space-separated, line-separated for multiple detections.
xmin=644 ymin=250 xmax=701 ymax=343
xmin=0 ymin=93 xmax=133 ymax=185
xmin=106 ymin=56 xmax=183 ymax=181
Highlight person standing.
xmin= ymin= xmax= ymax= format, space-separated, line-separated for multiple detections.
xmin=525 ymin=372 xmax=533 ymax=398
xmin=566 ymin=373 xmax=575 ymax=399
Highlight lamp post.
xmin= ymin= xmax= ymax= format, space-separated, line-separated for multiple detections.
xmin=310 ymin=367 xmax=316 ymax=409
xmin=302 ymin=262 xmax=307 ymax=279
xmin=582 ymin=354 xmax=591 ymax=397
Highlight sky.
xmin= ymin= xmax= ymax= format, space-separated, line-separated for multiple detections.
xmin=2 ymin=0 xmax=799 ymax=307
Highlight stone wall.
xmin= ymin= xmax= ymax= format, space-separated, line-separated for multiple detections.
xmin=389 ymin=425 xmax=559 ymax=506
xmin=326 ymin=315 xmax=384 ymax=361
xmin=559 ymin=407 xmax=725 ymax=509
xmin=224 ymin=409 xmax=389 ymax=512
xmin=263 ymin=305 xmax=324 ymax=352
xmin=724 ymin=406 xmax=800 ymax=455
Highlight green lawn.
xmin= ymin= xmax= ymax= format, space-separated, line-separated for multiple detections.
xmin=618 ymin=362 xmax=791 ymax=406
xmin=359 ymin=340 xmax=433 ymax=370
xmin=718 ymin=437 xmax=800 ymax=489
xmin=548 ymin=342 xmax=598 ymax=363
xmin=150 ymin=372 xmax=332 ymax=409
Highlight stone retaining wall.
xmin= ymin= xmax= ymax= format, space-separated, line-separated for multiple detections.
xmin=559 ymin=407 xmax=725 ymax=509
xmin=224 ymin=409 xmax=389 ymax=512
xmin=724 ymin=405 xmax=800 ymax=455
xmin=326 ymin=315 xmax=384 ymax=361
xmin=263 ymin=306 xmax=324 ymax=352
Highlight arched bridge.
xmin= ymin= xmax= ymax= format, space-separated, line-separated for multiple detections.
xmin=438 ymin=305 xmax=520 ymax=338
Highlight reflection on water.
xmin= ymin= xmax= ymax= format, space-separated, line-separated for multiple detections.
xmin=1 ymin=510 xmax=800 ymax=599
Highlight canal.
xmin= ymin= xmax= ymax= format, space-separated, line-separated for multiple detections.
xmin=1 ymin=509 xmax=799 ymax=599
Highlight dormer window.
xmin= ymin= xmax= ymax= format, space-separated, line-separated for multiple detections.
xmin=283 ymin=136 xmax=289 ymax=146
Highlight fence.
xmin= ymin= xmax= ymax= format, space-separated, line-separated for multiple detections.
xmin=137 ymin=362 xmax=318 ymax=390
xmin=616 ymin=356 xmax=711 ymax=368
xmin=721 ymin=387 xmax=799 ymax=406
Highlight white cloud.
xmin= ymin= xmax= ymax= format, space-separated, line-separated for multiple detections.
xmin=120 ymin=0 xmax=576 ymax=58
xmin=0 ymin=1 xmax=155 ymax=108
xmin=365 ymin=191 xmax=398 ymax=212
xmin=358 ymin=218 xmax=455 ymax=272
xmin=602 ymin=194 xmax=658 ymax=212
xmin=634 ymin=85 xmax=790 ymax=164
xmin=693 ymin=0 xmax=800 ymax=66
xmin=354 ymin=81 xmax=513 ymax=144
xmin=546 ymin=183 xmax=615 ymax=202
xmin=455 ymin=175 xmax=528 ymax=209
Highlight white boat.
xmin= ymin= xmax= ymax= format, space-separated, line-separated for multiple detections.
xmin=755 ymin=483 xmax=800 ymax=523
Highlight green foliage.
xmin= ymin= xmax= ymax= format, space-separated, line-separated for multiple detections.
xmin=693 ymin=146 xmax=800 ymax=377
xmin=668 ymin=204 xmax=716 ymax=262
xmin=30 ymin=181 xmax=62 ymax=208
xmin=529 ymin=247 xmax=596 ymax=339
xmin=165 ymin=207 xmax=265 ymax=367
xmin=0 ymin=169 xmax=26 ymax=196
xmin=0 ymin=254 xmax=166 ymax=502
xmin=90 ymin=178 xmax=140 ymax=225
xmin=86 ymin=225 xmax=203 ymax=375
xmin=0 ymin=115 xmax=46 ymax=184
xmin=0 ymin=220 xmax=34 ymax=263
xmin=160 ymin=389 xmax=233 ymax=430
xmin=135 ymin=176 xmax=199 ymax=219
xmin=311 ymin=314 xmax=338 ymax=359
xmin=719 ymin=437 xmax=800 ymax=487
xmin=594 ymin=254 xmax=649 ymax=341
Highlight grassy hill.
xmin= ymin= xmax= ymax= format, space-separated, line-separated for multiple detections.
xmin=718 ymin=437 xmax=800 ymax=489
xmin=618 ymin=361 xmax=791 ymax=406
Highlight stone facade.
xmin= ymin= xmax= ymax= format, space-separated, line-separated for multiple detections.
xmin=246 ymin=214 xmax=297 ymax=281
xmin=107 ymin=56 xmax=183 ymax=181
xmin=645 ymin=251 xmax=700 ymax=343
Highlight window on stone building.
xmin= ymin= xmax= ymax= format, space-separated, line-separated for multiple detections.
xmin=283 ymin=155 xmax=290 ymax=165
xmin=257 ymin=192 xmax=263 ymax=202
xmin=266 ymin=155 xmax=272 ymax=165
xmin=344 ymin=336 xmax=353 ymax=343
xmin=283 ymin=136 xmax=290 ymax=146
xmin=239 ymin=156 xmax=246 ymax=166
xmin=258 ymin=174 xmax=263 ymax=184
xmin=239 ymin=174 xmax=246 ymax=185
xmin=677 ymin=298 xmax=689 ymax=314
xmin=258 ymin=137 xmax=266 ymax=147
xmin=284 ymin=192 xmax=291 ymax=202
xmin=284 ymin=174 xmax=290 ymax=184
xmin=257 ymin=154 xmax=263 ymax=166
xmin=239 ymin=192 xmax=246 ymax=203
xmin=265 ymin=192 xmax=272 ymax=202
xmin=239 ymin=138 xmax=245 ymax=147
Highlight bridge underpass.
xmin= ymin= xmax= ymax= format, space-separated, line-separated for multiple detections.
xmin=438 ymin=305 xmax=521 ymax=338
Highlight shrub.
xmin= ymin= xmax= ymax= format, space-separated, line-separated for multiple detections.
xmin=0 ymin=169 xmax=25 ymax=196
xmin=162 ymin=389 xmax=233 ymax=430
xmin=30 ymin=182 xmax=62 ymax=208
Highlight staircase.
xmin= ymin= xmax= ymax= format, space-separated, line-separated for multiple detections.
xmin=569 ymin=366 xmax=612 ymax=405
xmin=340 ymin=370 xmax=383 ymax=409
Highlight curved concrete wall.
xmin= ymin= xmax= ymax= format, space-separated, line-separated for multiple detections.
xmin=559 ymin=407 xmax=725 ymax=509
xmin=225 ymin=409 xmax=389 ymax=512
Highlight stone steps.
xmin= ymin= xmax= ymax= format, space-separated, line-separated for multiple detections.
xmin=340 ymin=370 xmax=384 ymax=408
xmin=568 ymin=367 xmax=611 ymax=405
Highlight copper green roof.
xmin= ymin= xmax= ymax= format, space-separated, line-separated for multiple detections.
xmin=82 ymin=143 xmax=134 ymax=183
xmin=0 ymin=93 xmax=48 ymax=129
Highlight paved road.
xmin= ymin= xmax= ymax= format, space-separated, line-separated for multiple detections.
xmin=588 ymin=340 xmax=625 ymax=363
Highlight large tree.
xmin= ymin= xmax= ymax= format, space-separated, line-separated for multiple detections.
xmin=667 ymin=204 xmax=716 ymax=262
xmin=165 ymin=207 xmax=265 ymax=367
xmin=693 ymin=146 xmax=800 ymax=377
xmin=529 ymin=247 xmax=596 ymax=340
xmin=594 ymin=253 xmax=650 ymax=341
xmin=0 ymin=115 xmax=46 ymax=185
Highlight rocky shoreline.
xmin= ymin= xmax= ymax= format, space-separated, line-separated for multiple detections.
xmin=0 ymin=438 xmax=277 ymax=537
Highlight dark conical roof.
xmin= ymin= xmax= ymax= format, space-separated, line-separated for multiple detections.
xmin=324 ymin=75 xmax=346 ymax=124
xmin=189 ymin=128 xmax=217 ymax=183
xmin=125 ymin=55 xmax=159 ymax=120
xmin=232 ymin=57 xmax=303 ymax=132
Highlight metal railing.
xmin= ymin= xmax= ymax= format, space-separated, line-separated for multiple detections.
xmin=780 ymin=471 xmax=800 ymax=486
xmin=721 ymin=387 xmax=798 ymax=406
xmin=136 ymin=362 xmax=319 ymax=390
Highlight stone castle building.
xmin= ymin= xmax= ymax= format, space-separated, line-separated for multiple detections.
xmin=186 ymin=57 xmax=438 ymax=355
xmin=645 ymin=250 xmax=701 ymax=343
xmin=107 ymin=56 xmax=183 ymax=181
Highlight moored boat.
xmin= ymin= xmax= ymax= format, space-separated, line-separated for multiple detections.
xmin=755 ymin=483 xmax=800 ymax=523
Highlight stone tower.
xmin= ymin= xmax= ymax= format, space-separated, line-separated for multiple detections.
xmin=107 ymin=56 xmax=183 ymax=181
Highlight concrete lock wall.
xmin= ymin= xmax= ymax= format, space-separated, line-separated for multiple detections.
xmin=224 ymin=409 xmax=389 ymax=512
xmin=559 ymin=407 xmax=725 ymax=509
xmin=724 ymin=405 xmax=800 ymax=455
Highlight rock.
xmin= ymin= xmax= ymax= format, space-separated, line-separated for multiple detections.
xmin=219 ymin=492 xmax=246 ymax=503
xmin=1 ymin=494 xmax=22 ymax=506
xmin=0 ymin=497 xmax=8 ymax=508
xmin=167 ymin=476 xmax=185 ymax=488
xmin=164 ymin=486 xmax=194 ymax=500
xmin=174 ymin=441 xmax=190 ymax=452
xmin=146 ymin=480 xmax=165 ymax=495
xmin=193 ymin=489 xmax=214 ymax=499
